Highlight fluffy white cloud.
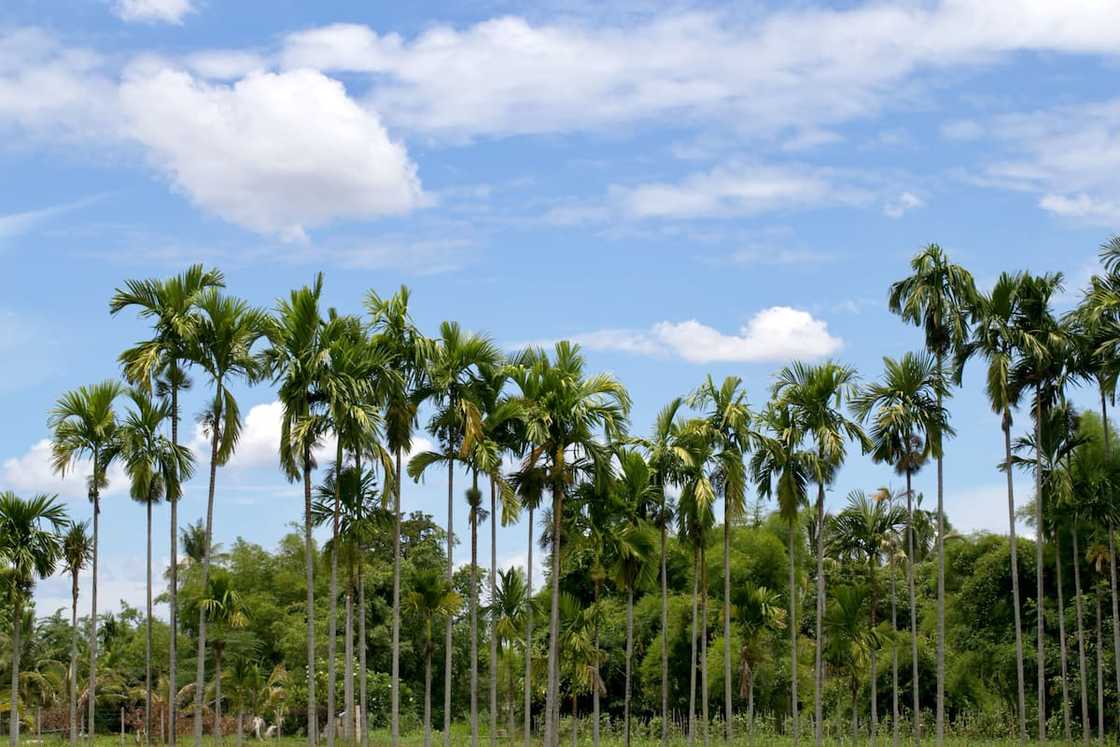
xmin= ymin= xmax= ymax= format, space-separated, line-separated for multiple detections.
xmin=527 ymin=306 xmax=842 ymax=364
xmin=883 ymin=191 xmax=924 ymax=218
xmin=281 ymin=4 xmax=1120 ymax=139
xmin=112 ymin=0 xmax=194 ymax=25
xmin=118 ymin=67 xmax=425 ymax=239
xmin=2 ymin=439 xmax=127 ymax=500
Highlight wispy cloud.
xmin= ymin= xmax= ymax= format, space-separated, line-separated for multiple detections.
xmin=0 ymin=195 xmax=103 ymax=240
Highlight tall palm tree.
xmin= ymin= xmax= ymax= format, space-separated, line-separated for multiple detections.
xmin=508 ymin=463 xmax=545 ymax=747
xmin=0 ymin=491 xmax=68 ymax=747
xmin=830 ymin=490 xmax=907 ymax=744
xmin=772 ymin=361 xmax=870 ymax=747
xmin=50 ymin=379 xmax=124 ymax=743
xmin=689 ymin=375 xmax=753 ymax=741
xmin=186 ymin=289 xmax=266 ymax=747
xmin=111 ymin=265 xmax=224 ymax=747
xmin=506 ymin=342 xmax=630 ymax=747
xmin=409 ymin=321 xmax=501 ymax=747
xmin=750 ymin=401 xmax=811 ymax=743
xmin=405 ymin=568 xmax=462 ymax=747
xmin=118 ymin=389 xmax=194 ymax=746
xmin=632 ymin=397 xmax=690 ymax=747
xmin=955 ymin=272 xmax=1029 ymax=743
xmin=262 ymin=275 xmax=330 ymax=744
xmin=889 ymin=244 xmax=975 ymax=746
xmin=61 ymin=522 xmax=93 ymax=747
xmin=852 ymin=352 xmax=951 ymax=742
xmin=366 ymin=286 xmax=429 ymax=747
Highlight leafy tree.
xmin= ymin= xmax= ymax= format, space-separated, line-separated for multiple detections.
xmin=405 ymin=568 xmax=461 ymax=747
xmin=61 ymin=522 xmax=93 ymax=746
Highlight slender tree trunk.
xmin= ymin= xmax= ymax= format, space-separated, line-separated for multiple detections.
xmin=545 ymin=486 xmax=563 ymax=747
xmin=1073 ymin=530 xmax=1090 ymax=744
xmin=214 ymin=646 xmax=223 ymax=737
xmin=90 ymin=484 xmax=100 ymax=745
xmin=814 ymin=481 xmax=826 ymax=747
xmin=195 ymin=419 xmax=221 ymax=747
xmin=1003 ymin=415 xmax=1028 ymax=746
xmin=170 ymin=377 xmax=180 ymax=747
xmin=788 ymin=521 xmax=799 ymax=745
xmin=661 ymin=494 xmax=670 ymax=747
xmin=723 ymin=508 xmax=733 ymax=742
xmin=747 ymin=671 xmax=754 ymax=745
xmin=445 ymin=456 xmax=455 ymax=747
xmin=303 ymin=455 xmax=318 ymax=746
xmin=490 ymin=479 xmax=498 ymax=747
xmin=358 ymin=558 xmax=368 ymax=747
xmin=471 ymin=474 xmax=480 ymax=747
xmin=524 ymin=506 xmax=534 ymax=747
xmin=1034 ymin=387 xmax=1046 ymax=744
xmin=701 ymin=545 xmax=710 ymax=747
xmin=624 ymin=587 xmax=634 ymax=747
xmin=1094 ymin=591 xmax=1103 ymax=743
xmin=891 ymin=553 xmax=899 ymax=747
xmin=71 ymin=568 xmax=80 ymax=746
xmin=146 ymin=500 xmax=154 ymax=747
xmin=870 ymin=558 xmax=878 ymax=747
xmin=1055 ymin=532 xmax=1071 ymax=744
xmin=934 ymin=361 xmax=947 ymax=747
xmin=236 ymin=710 xmax=243 ymax=747
xmin=326 ymin=444 xmax=344 ymax=747
xmin=424 ymin=644 xmax=433 ymax=747
xmin=392 ymin=448 xmax=402 ymax=747
xmin=1099 ymin=390 xmax=1120 ymax=713
xmin=344 ymin=587 xmax=354 ymax=742
xmin=688 ymin=553 xmax=699 ymax=747
xmin=508 ymin=647 xmax=516 ymax=741
xmin=592 ymin=581 xmax=601 ymax=747
xmin=9 ymin=596 xmax=21 ymax=747
xmin=905 ymin=468 xmax=920 ymax=746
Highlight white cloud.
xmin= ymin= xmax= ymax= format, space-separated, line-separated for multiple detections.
xmin=941 ymin=118 xmax=984 ymax=140
xmin=524 ymin=306 xmax=843 ymax=364
xmin=2 ymin=439 xmax=127 ymax=501
xmin=0 ymin=196 xmax=102 ymax=240
xmin=883 ymin=190 xmax=924 ymax=218
xmin=726 ymin=247 xmax=835 ymax=266
xmin=118 ymin=66 xmax=426 ymax=239
xmin=112 ymin=0 xmax=194 ymax=25
xmin=185 ymin=50 xmax=268 ymax=80
xmin=280 ymin=5 xmax=1120 ymax=140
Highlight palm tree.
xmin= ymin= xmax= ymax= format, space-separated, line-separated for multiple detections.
xmin=955 ymin=272 xmax=1029 ymax=742
xmin=0 ymin=491 xmax=68 ymax=747
xmin=772 ymin=361 xmax=870 ymax=747
xmin=852 ymin=352 xmax=951 ymax=741
xmin=750 ymin=401 xmax=811 ymax=743
xmin=508 ymin=463 xmax=545 ymax=747
xmin=366 ymin=285 xmax=428 ymax=747
xmin=830 ymin=490 xmax=907 ymax=744
xmin=405 ymin=568 xmax=462 ymax=747
xmin=409 ymin=321 xmax=501 ymax=747
xmin=736 ymin=585 xmax=786 ymax=744
xmin=197 ymin=573 xmax=248 ymax=737
xmin=889 ymin=244 xmax=975 ymax=746
xmin=61 ymin=522 xmax=93 ymax=747
xmin=118 ymin=388 xmax=194 ymax=746
xmin=50 ymin=379 xmax=123 ymax=743
xmin=506 ymin=342 xmax=630 ymax=747
xmin=823 ymin=585 xmax=876 ymax=743
xmin=555 ymin=593 xmax=601 ymax=747
xmin=489 ymin=568 xmax=529 ymax=740
xmin=186 ymin=289 xmax=266 ymax=747
xmin=262 ymin=275 xmax=330 ymax=743
xmin=111 ymin=264 xmax=224 ymax=747
xmin=631 ymin=397 xmax=690 ymax=747
xmin=688 ymin=375 xmax=753 ymax=741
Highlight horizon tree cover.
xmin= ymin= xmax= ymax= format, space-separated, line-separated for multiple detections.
xmin=5 ymin=1 xmax=1120 ymax=745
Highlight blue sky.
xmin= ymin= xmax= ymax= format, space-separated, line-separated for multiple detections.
xmin=4 ymin=0 xmax=1119 ymax=616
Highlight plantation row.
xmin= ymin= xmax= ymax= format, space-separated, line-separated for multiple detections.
xmin=6 ymin=241 xmax=1120 ymax=747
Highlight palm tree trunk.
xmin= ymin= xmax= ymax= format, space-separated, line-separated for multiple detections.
xmin=9 ymin=595 xmax=21 ymax=747
xmin=1033 ymin=387 xmax=1046 ymax=744
xmin=170 ymin=377 xmax=180 ymax=747
xmin=146 ymin=499 xmax=154 ymax=747
xmin=424 ymin=644 xmax=433 ymax=747
xmin=470 ymin=474 xmax=480 ymax=747
xmin=392 ymin=447 xmax=402 ymax=747
xmin=236 ymin=709 xmax=243 ymax=747
xmin=524 ymin=505 xmax=534 ymax=747
xmin=1094 ymin=591 xmax=1103 ymax=743
xmin=90 ymin=474 xmax=100 ymax=745
xmin=489 ymin=479 xmax=498 ymax=747
xmin=660 ymin=496 xmax=670 ymax=747
xmin=1099 ymin=390 xmax=1120 ymax=713
xmin=195 ymin=421 xmax=221 ymax=747
xmin=545 ymin=486 xmax=563 ymax=747
xmin=71 ymin=568 xmax=79 ymax=747
xmin=1003 ymin=414 xmax=1028 ymax=745
xmin=1073 ymin=529 xmax=1090 ymax=744
xmin=1055 ymin=532 xmax=1071 ymax=744
xmin=788 ymin=520 xmax=799 ymax=745
xmin=814 ymin=481 xmax=826 ymax=747
xmin=723 ymin=508 xmax=733 ymax=742
xmin=327 ymin=444 xmax=343 ymax=747
xmin=508 ymin=647 xmax=516 ymax=741
xmin=214 ymin=645 xmax=223 ymax=737
xmin=592 ymin=581 xmax=601 ymax=747
xmin=359 ymin=548 xmax=368 ymax=747
xmin=934 ymin=360 xmax=947 ymax=747
xmin=344 ymin=587 xmax=354 ymax=742
xmin=624 ymin=586 xmax=634 ymax=747
xmin=700 ymin=545 xmax=710 ymax=747
xmin=688 ymin=552 xmax=699 ymax=747
xmin=870 ymin=558 xmax=878 ymax=746
xmin=445 ymin=456 xmax=455 ymax=747
xmin=303 ymin=455 xmax=317 ymax=746
xmin=891 ymin=552 xmax=899 ymax=747
xmin=905 ymin=468 xmax=920 ymax=745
